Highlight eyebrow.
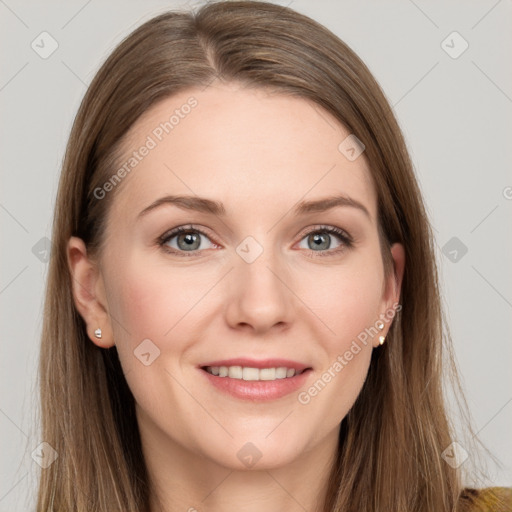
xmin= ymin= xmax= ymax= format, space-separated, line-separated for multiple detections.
xmin=137 ymin=194 xmax=371 ymax=220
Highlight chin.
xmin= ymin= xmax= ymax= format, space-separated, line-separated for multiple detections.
xmin=198 ymin=432 xmax=309 ymax=471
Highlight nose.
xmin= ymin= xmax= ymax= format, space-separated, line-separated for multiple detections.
xmin=224 ymin=246 xmax=294 ymax=335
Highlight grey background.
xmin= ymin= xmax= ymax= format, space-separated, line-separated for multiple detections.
xmin=1 ymin=0 xmax=511 ymax=510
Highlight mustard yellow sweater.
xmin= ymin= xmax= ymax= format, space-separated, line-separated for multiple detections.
xmin=459 ymin=487 xmax=512 ymax=511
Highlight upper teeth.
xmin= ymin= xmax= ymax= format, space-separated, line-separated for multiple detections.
xmin=205 ymin=366 xmax=299 ymax=381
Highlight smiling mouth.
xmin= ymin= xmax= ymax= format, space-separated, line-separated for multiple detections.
xmin=201 ymin=365 xmax=311 ymax=381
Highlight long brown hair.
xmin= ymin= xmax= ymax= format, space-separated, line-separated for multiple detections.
xmin=37 ymin=1 xmax=483 ymax=510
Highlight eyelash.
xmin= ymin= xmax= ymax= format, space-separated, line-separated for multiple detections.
xmin=157 ymin=224 xmax=353 ymax=258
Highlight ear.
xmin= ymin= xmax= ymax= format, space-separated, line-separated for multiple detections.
xmin=376 ymin=242 xmax=405 ymax=346
xmin=67 ymin=236 xmax=115 ymax=348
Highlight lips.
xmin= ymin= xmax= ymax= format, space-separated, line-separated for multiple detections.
xmin=197 ymin=358 xmax=313 ymax=401
xmin=199 ymin=358 xmax=311 ymax=373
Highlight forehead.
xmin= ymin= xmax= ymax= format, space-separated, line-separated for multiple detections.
xmin=110 ymin=82 xmax=376 ymax=223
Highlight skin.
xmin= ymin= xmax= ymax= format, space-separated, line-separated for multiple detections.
xmin=68 ymin=81 xmax=405 ymax=512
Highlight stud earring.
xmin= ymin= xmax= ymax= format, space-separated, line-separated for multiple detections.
xmin=378 ymin=335 xmax=386 ymax=345
xmin=376 ymin=320 xmax=385 ymax=330
xmin=94 ymin=328 xmax=102 ymax=339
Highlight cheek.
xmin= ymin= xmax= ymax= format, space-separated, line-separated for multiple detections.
xmin=104 ymin=261 xmax=201 ymax=417
xmin=104 ymin=255 xmax=222 ymax=392
xmin=296 ymin=264 xmax=381 ymax=428
xmin=110 ymin=273 xmax=170 ymax=342
xmin=107 ymin=256 xmax=211 ymax=343
xmin=300 ymin=255 xmax=384 ymax=347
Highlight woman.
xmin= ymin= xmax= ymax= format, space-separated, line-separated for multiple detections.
xmin=37 ymin=1 xmax=511 ymax=510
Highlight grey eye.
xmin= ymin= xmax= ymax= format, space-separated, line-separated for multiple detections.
xmin=177 ymin=232 xmax=201 ymax=251
xmin=298 ymin=231 xmax=343 ymax=252
xmin=164 ymin=230 xmax=215 ymax=252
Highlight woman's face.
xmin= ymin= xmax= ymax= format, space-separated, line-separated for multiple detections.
xmin=69 ymin=81 xmax=404 ymax=471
